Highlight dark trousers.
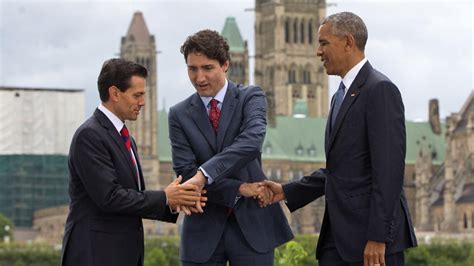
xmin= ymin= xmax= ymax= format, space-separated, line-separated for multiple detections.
xmin=319 ymin=247 xmax=405 ymax=266
xmin=181 ymin=215 xmax=274 ymax=266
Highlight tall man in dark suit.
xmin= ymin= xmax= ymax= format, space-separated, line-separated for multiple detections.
xmin=168 ymin=30 xmax=293 ymax=265
xmin=61 ymin=58 xmax=204 ymax=266
xmin=261 ymin=12 xmax=417 ymax=266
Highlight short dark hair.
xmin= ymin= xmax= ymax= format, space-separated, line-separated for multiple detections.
xmin=97 ymin=58 xmax=148 ymax=102
xmin=321 ymin=12 xmax=368 ymax=52
xmin=180 ymin=29 xmax=230 ymax=66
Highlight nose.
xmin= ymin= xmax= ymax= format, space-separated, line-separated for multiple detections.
xmin=316 ymin=45 xmax=322 ymax=57
xmin=139 ymin=96 xmax=145 ymax=107
xmin=196 ymin=69 xmax=206 ymax=83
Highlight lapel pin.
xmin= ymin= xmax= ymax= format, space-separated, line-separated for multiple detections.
xmin=351 ymin=93 xmax=355 ymax=97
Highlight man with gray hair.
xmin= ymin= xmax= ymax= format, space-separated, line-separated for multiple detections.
xmin=261 ymin=12 xmax=417 ymax=266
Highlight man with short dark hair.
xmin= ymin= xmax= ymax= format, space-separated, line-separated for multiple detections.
xmin=169 ymin=30 xmax=293 ymax=266
xmin=61 ymin=58 xmax=204 ymax=266
xmin=261 ymin=12 xmax=417 ymax=266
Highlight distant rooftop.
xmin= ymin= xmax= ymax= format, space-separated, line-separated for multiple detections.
xmin=124 ymin=11 xmax=153 ymax=46
xmin=221 ymin=17 xmax=246 ymax=53
xmin=0 ymin=86 xmax=83 ymax=93
xmin=157 ymin=110 xmax=445 ymax=164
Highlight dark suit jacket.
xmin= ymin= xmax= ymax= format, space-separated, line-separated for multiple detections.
xmin=283 ymin=62 xmax=417 ymax=262
xmin=169 ymin=81 xmax=293 ymax=263
xmin=61 ymin=109 xmax=177 ymax=266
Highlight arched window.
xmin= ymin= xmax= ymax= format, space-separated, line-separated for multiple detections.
xmin=464 ymin=213 xmax=468 ymax=229
xmin=293 ymin=19 xmax=298 ymax=43
xmin=472 ymin=212 xmax=474 ymax=228
xmin=300 ymin=20 xmax=305 ymax=43
xmin=308 ymin=20 xmax=313 ymax=44
xmin=285 ymin=19 xmax=290 ymax=43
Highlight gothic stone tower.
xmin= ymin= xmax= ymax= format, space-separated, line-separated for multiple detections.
xmin=222 ymin=17 xmax=249 ymax=85
xmin=120 ymin=12 xmax=159 ymax=189
xmin=255 ymin=0 xmax=329 ymax=125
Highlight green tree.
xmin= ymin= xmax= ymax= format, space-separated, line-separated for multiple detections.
xmin=144 ymin=247 xmax=168 ymax=266
xmin=0 ymin=213 xmax=14 ymax=241
xmin=275 ymin=240 xmax=308 ymax=266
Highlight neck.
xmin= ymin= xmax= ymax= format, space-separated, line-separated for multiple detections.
xmin=340 ymin=52 xmax=365 ymax=78
xmin=102 ymin=101 xmax=124 ymax=122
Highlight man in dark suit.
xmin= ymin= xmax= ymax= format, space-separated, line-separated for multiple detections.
xmin=168 ymin=30 xmax=293 ymax=265
xmin=261 ymin=12 xmax=417 ymax=266
xmin=61 ymin=58 xmax=204 ymax=266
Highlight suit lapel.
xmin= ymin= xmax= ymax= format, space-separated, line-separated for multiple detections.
xmin=94 ymin=109 xmax=140 ymax=189
xmin=131 ymin=138 xmax=144 ymax=190
xmin=189 ymin=94 xmax=217 ymax=153
xmin=216 ymin=82 xmax=238 ymax=151
xmin=324 ymin=95 xmax=335 ymax=156
xmin=326 ymin=62 xmax=371 ymax=153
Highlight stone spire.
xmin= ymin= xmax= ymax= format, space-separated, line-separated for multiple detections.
xmin=120 ymin=11 xmax=159 ymax=188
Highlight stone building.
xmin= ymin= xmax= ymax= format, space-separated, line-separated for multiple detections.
xmin=221 ymin=17 xmax=249 ymax=85
xmin=415 ymin=91 xmax=474 ymax=232
xmin=254 ymin=0 xmax=329 ymax=125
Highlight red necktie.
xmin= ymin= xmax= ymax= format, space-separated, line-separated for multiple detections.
xmin=209 ymin=99 xmax=220 ymax=132
xmin=120 ymin=126 xmax=139 ymax=185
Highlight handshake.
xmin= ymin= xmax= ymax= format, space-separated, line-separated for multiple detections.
xmin=164 ymin=171 xmax=286 ymax=215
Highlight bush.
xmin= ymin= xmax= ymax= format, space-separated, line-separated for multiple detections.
xmin=0 ymin=243 xmax=61 ymax=266
xmin=0 ymin=235 xmax=473 ymax=265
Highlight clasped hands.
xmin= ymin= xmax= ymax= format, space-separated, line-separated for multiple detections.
xmin=164 ymin=175 xmax=207 ymax=215
xmin=167 ymin=170 xmax=287 ymax=215
xmin=238 ymin=180 xmax=286 ymax=207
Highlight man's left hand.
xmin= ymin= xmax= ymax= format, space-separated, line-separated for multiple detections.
xmin=179 ymin=170 xmax=207 ymax=214
xmin=364 ymin=240 xmax=386 ymax=266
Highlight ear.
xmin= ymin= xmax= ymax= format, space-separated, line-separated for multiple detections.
xmin=108 ymin=86 xmax=120 ymax=102
xmin=345 ymin=34 xmax=356 ymax=51
xmin=222 ymin=60 xmax=230 ymax=73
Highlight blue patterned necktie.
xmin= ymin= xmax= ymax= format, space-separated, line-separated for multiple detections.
xmin=331 ymin=81 xmax=345 ymax=130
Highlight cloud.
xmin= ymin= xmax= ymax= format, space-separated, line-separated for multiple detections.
xmin=1 ymin=0 xmax=472 ymax=120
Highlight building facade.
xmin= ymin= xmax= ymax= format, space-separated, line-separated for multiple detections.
xmin=0 ymin=87 xmax=84 ymax=227
xmin=254 ymin=0 xmax=329 ymax=125
xmin=416 ymin=91 xmax=474 ymax=233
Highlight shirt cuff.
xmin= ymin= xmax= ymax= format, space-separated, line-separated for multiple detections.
xmin=199 ymin=167 xmax=214 ymax=185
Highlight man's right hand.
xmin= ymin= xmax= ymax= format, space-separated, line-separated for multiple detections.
xmin=165 ymin=176 xmax=206 ymax=211
xmin=258 ymin=180 xmax=286 ymax=206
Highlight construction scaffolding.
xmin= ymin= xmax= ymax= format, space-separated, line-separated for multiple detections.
xmin=0 ymin=155 xmax=69 ymax=227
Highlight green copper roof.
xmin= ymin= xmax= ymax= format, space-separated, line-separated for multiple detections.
xmin=293 ymin=99 xmax=308 ymax=117
xmin=221 ymin=17 xmax=246 ymax=53
xmin=405 ymin=121 xmax=446 ymax=165
xmin=157 ymin=111 xmax=445 ymax=165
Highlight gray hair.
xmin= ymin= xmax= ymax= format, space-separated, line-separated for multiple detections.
xmin=321 ymin=12 xmax=368 ymax=52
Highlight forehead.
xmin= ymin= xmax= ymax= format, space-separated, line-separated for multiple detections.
xmin=126 ymin=76 xmax=146 ymax=91
xmin=318 ymin=23 xmax=333 ymax=37
xmin=186 ymin=52 xmax=219 ymax=65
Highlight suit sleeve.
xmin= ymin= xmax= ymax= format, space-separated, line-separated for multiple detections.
xmin=168 ymin=107 xmax=243 ymax=208
xmin=200 ymin=86 xmax=267 ymax=182
xmin=366 ymin=80 xmax=406 ymax=243
xmin=283 ymin=168 xmax=327 ymax=212
xmin=71 ymin=127 xmax=177 ymax=223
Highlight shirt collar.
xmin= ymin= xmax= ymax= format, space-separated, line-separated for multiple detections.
xmin=341 ymin=57 xmax=367 ymax=92
xmin=98 ymin=103 xmax=125 ymax=134
xmin=200 ymin=79 xmax=228 ymax=108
